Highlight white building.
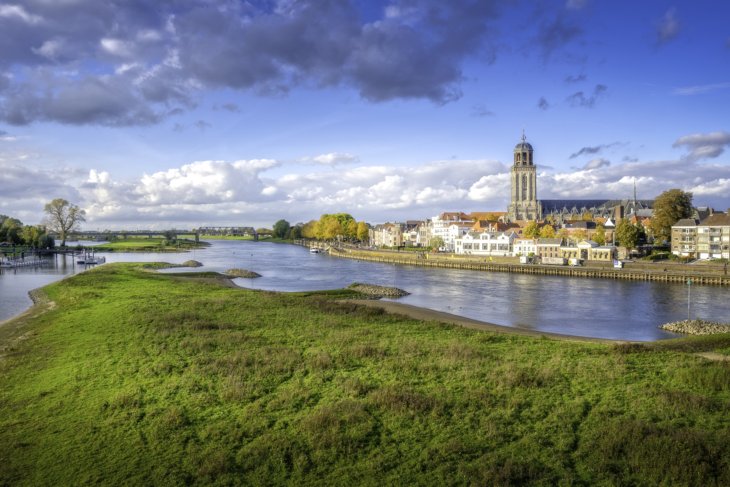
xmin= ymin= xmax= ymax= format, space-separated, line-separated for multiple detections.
xmin=513 ymin=238 xmax=537 ymax=257
xmin=455 ymin=231 xmax=516 ymax=256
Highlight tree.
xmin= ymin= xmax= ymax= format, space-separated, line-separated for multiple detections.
xmin=43 ymin=199 xmax=85 ymax=247
xmin=650 ymin=189 xmax=693 ymax=244
xmin=429 ymin=236 xmax=445 ymax=250
xmin=523 ymin=221 xmax=539 ymax=238
xmin=593 ymin=224 xmax=606 ymax=246
xmin=356 ymin=221 xmax=369 ymax=242
xmin=616 ymin=219 xmax=639 ymax=250
xmin=289 ymin=225 xmax=302 ymax=240
xmin=0 ymin=216 xmax=24 ymax=244
xmin=538 ymin=225 xmax=556 ymax=238
xmin=272 ymin=219 xmax=291 ymax=239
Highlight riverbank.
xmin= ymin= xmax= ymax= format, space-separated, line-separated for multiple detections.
xmin=1 ymin=263 xmax=729 ymax=485
xmin=317 ymin=244 xmax=730 ymax=286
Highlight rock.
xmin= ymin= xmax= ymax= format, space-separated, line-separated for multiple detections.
xmin=225 ymin=268 xmax=261 ymax=278
xmin=348 ymin=282 xmax=410 ymax=298
xmin=181 ymin=260 xmax=203 ymax=267
xmin=659 ymin=319 xmax=730 ymax=335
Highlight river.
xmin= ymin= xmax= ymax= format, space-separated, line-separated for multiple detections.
xmin=2 ymin=240 xmax=727 ymax=341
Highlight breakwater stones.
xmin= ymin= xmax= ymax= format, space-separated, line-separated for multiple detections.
xmin=659 ymin=319 xmax=730 ymax=335
xmin=225 ymin=268 xmax=261 ymax=278
xmin=181 ymin=260 xmax=203 ymax=267
xmin=348 ymin=282 xmax=410 ymax=298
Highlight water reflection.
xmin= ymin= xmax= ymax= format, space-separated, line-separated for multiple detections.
xmin=2 ymin=240 xmax=728 ymax=341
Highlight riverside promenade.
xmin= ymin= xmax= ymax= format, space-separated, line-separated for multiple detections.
xmin=301 ymin=242 xmax=730 ymax=286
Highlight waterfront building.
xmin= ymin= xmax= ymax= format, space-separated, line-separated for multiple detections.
xmin=696 ymin=212 xmax=730 ymax=260
xmin=505 ymin=134 xmax=653 ymax=224
xmin=536 ymin=238 xmax=562 ymax=260
xmin=507 ymin=133 xmax=541 ymax=222
xmin=513 ymin=238 xmax=537 ymax=257
xmin=671 ymin=218 xmax=700 ymax=258
xmin=369 ymin=223 xmax=404 ymax=247
xmin=454 ymin=231 xmax=516 ymax=256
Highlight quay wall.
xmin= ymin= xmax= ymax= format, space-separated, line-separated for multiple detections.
xmin=311 ymin=245 xmax=730 ymax=286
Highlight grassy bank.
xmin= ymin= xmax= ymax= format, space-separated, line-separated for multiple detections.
xmin=1 ymin=264 xmax=729 ymax=485
xmin=91 ymin=238 xmax=207 ymax=252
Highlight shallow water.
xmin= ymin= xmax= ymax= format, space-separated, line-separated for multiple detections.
xmin=2 ymin=240 xmax=727 ymax=341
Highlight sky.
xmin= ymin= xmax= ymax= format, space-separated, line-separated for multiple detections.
xmin=1 ymin=0 xmax=729 ymax=230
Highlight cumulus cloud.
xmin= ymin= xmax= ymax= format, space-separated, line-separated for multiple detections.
xmin=566 ymin=84 xmax=607 ymax=108
xmin=0 ymin=0 xmax=505 ymax=126
xmin=656 ymin=7 xmax=680 ymax=44
xmin=673 ymin=131 xmax=730 ymax=161
xmin=304 ymin=153 xmax=360 ymax=166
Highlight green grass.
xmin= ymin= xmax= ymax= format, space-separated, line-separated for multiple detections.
xmin=92 ymin=238 xmax=205 ymax=252
xmin=1 ymin=263 xmax=729 ymax=485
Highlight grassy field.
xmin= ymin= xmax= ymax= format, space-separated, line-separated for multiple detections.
xmin=91 ymin=238 xmax=206 ymax=252
xmin=1 ymin=263 xmax=729 ymax=485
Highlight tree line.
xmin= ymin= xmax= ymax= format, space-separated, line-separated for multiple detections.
xmin=272 ymin=213 xmax=369 ymax=242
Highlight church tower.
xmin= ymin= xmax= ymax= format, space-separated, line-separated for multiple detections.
xmin=507 ymin=132 xmax=541 ymax=221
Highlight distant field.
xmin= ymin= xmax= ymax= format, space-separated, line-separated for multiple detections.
xmin=1 ymin=263 xmax=728 ymax=485
xmin=92 ymin=238 xmax=205 ymax=251
xmin=199 ymin=234 xmax=257 ymax=240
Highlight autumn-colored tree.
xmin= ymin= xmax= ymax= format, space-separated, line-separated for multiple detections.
xmin=300 ymin=220 xmax=318 ymax=239
xmin=356 ymin=221 xmax=369 ymax=242
xmin=523 ymin=221 xmax=539 ymax=238
xmin=538 ymin=225 xmax=556 ymax=238
xmin=593 ymin=224 xmax=606 ymax=245
xmin=616 ymin=219 xmax=640 ymax=250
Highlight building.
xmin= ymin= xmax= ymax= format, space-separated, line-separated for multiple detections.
xmin=507 ymin=133 xmax=541 ymax=221
xmin=505 ymin=134 xmax=653 ymax=223
xmin=671 ymin=218 xmax=699 ymax=258
xmin=454 ymin=231 xmax=516 ymax=256
xmin=369 ymin=223 xmax=404 ymax=248
xmin=696 ymin=212 xmax=730 ymax=259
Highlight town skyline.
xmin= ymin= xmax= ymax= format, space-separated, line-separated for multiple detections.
xmin=1 ymin=0 xmax=729 ymax=229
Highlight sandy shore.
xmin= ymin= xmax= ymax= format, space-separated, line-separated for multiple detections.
xmin=348 ymin=299 xmax=622 ymax=343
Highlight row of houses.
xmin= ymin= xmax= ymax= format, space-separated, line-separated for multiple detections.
xmin=455 ymin=232 xmax=617 ymax=261
xmin=671 ymin=211 xmax=730 ymax=260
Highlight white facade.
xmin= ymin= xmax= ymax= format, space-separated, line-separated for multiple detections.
xmin=455 ymin=231 xmax=516 ymax=256
xmin=513 ymin=238 xmax=537 ymax=257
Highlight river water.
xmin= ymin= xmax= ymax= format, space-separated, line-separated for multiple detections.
xmin=2 ymin=240 xmax=728 ymax=341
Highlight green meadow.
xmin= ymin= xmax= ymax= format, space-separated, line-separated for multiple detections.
xmin=1 ymin=263 xmax=729 ymax=485
xmin=91 ymin=238 xmax=205 ymax=252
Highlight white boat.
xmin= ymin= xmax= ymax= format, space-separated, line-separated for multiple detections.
xmin=310 ymin=247 xmax=321 ymax=254
xmin=77 ymin=253 xmax=106 ymax=265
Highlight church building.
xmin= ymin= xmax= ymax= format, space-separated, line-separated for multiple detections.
xmin=507 ymin=133 xmax=541 ymax=221
xmin=505 ymin=133 xmax=653 ymax=223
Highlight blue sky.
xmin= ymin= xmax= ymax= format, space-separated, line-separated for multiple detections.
xmin=1 ymin=0 xmax=729 ymax=229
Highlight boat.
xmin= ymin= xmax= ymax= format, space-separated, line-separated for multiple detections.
xmin=310 ymin=248 xmax=321 ymax=254
xmin=77 ymin=252 xmax=106 ymax=265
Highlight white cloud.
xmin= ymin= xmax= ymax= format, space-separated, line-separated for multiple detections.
xmin=304 ymin=152 xmax=360 ymax=165
xmin=0 ymin=5 xmax=43 ymax=24
xmin=673 ymin=131 xmax=730 ymax=161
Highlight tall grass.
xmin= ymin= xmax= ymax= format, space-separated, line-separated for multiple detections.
xmin=0 ymin=263 xmax=729 ymax=485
